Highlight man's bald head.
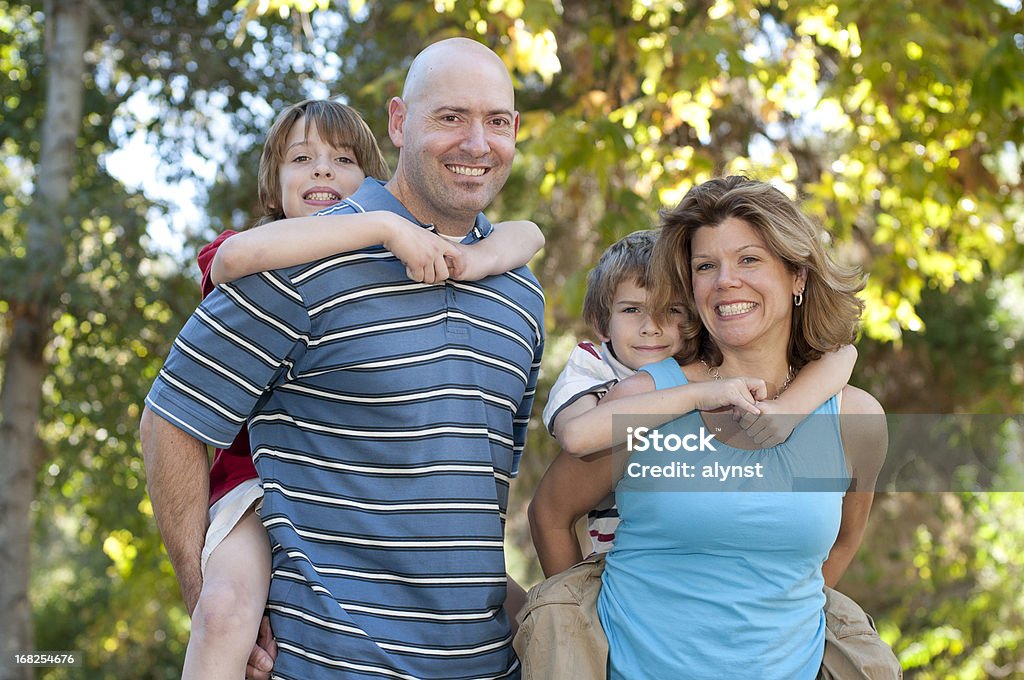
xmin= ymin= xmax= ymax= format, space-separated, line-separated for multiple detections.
xmin=401 ymin=38 xmax=514 ymax=109
xmin=386 ymin=38 xmax=519 ymax=235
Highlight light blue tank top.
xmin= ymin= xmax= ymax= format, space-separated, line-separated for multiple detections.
xmin=598 ymin=358 xmax=849 ymax=680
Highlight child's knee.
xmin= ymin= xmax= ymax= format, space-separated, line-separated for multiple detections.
xmin=192 ymin=578 xmax=264 ymax=638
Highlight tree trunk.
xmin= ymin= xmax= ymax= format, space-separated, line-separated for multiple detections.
xmin=0 ymin=2 xmax=88 ymax=678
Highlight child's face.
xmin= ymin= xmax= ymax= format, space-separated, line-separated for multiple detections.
xmin=601 ymin=280 xmax=686 ymax=370
xmin=279 ymin=116 xmax=367 ymax=218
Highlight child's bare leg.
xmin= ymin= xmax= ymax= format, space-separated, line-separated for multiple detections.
xmin=182 ymin=509 xmax=271 ymax=680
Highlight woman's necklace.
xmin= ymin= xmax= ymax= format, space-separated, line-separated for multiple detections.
xmin=700 ymin=358 xmax=795 ymax=400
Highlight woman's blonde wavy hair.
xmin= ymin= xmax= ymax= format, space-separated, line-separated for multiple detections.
xmin=650 ymin=176 xmax=865 ymax=369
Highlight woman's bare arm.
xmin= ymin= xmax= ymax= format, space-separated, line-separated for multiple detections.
xmin=529 ymin=451 xmax=615 ymax=577
xmin=824 ymin=385 xmax=887 ymax=587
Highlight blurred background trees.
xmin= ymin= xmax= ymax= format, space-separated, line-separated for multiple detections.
xmin=1 ymin=0 xmax=1021 ymax=677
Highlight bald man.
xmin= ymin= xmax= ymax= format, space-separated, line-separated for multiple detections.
xmin=142 ymin=38 xmax=544 ymax=679
xmin=388 ymin=38 xmax=519 ymax=232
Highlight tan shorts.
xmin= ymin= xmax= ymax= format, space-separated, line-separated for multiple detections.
xmin=513 ymin=554 xmax=607 ymax=680
xmin=200 ymin=478 xmax=263 ymax=576
xmin=820 ymin=586 xmax=903 ymax=679
xmin=514 ymin=553 xmax=902 ymax=679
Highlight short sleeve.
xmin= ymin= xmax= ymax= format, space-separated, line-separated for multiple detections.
xmin=197 ymin=230 xmax=238 ymax=298
xmin=542 ymin=343 xmax=617 ymax=433
xmin=145 ymin=269 xmax=311 ymax=447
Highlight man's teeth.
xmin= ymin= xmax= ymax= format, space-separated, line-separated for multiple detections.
xmin=717 ymin=302 xmax=756 ymax=316
xmin=447 ymin=165 xmax=486 ymax=176
xmin=306 ymin=192 xmax=340 ymax=201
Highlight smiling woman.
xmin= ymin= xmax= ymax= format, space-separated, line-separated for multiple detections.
xmin=689 ymin=217 xmax=807 ymax=379
xmin=652 ymin=176 xmax=866 ymax=373
xmin=524 ymin=176 xmax=897 ymax=679
xmin=588 ymin=175 xmax=891 ymax=679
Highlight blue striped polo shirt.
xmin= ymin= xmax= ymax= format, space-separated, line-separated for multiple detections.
xmin=146 ymin=178 xmax=545 ymax=679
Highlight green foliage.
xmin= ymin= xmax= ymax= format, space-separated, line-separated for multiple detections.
xmin=30 ymin=178 xmax=196 ymax=677
xmin=856 ymin=277 xmax=1024 ymax=413
xmin=848 ymin=493 xmax=1024 ymax=678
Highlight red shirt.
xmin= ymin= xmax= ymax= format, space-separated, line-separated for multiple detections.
xmin=197 ymin=230 xmax=259 ymax=506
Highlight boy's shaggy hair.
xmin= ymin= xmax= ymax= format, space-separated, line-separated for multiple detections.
xmin=255 ymin=99 xmax=389 ymax=227
xmin=583 ymin=230 xmax=659 ymax=337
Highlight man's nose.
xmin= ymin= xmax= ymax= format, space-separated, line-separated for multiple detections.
xmin=460 ymin=121 xmax=490 ymax=157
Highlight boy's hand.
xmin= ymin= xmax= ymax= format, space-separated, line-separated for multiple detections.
xmin=735 ymin=399 xmax=802 ymax=447
xmin=695 ymin=378 xmax=766 ymax=415
xmin=444 ymin=242 xmax=499 ymax=281
xmin=382 ymin=215 xmax=458 ymax=284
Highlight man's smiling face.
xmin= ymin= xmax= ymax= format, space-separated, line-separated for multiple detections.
xmin=387 ymin=41 xmax=519 ymax=234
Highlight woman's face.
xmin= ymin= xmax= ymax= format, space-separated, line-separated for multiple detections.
xmin=690 ymin=217 xmax=805 ymax=355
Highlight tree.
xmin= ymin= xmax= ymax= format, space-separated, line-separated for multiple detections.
xmin=0 ymin=1 xmax=87 ymax=676
xmin=1 ymin=1 xmax=341 ymax=676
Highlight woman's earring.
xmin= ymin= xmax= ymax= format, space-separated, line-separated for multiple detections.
xmin=793 ymin=292 xmax=804 ymax=307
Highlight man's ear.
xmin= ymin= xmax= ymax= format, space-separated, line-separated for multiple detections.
xmin=513 ymin=110 xmax=521 ymax=137
xmin=388 ymin=97 xmax=407 ymax=148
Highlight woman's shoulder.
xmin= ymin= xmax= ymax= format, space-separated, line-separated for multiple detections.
xmin=638 ymin=357 xmax=689 ymax=390
xmin=604 ymin=358 xmax=685 ymax=402
xmin=838 ymin=385 xmax=887 ymax=487
xmin=839 ymin=384 xmax=885 ymax=416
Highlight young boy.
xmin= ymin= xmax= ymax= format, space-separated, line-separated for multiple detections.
xmin=184 ymin=99 xmax=544 ymax=680
xmin=530 ymin=229 xmax=856 ymax=574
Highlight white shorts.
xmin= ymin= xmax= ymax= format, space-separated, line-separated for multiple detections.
xmin=200 ymin=478 xmax=264 ymax=576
